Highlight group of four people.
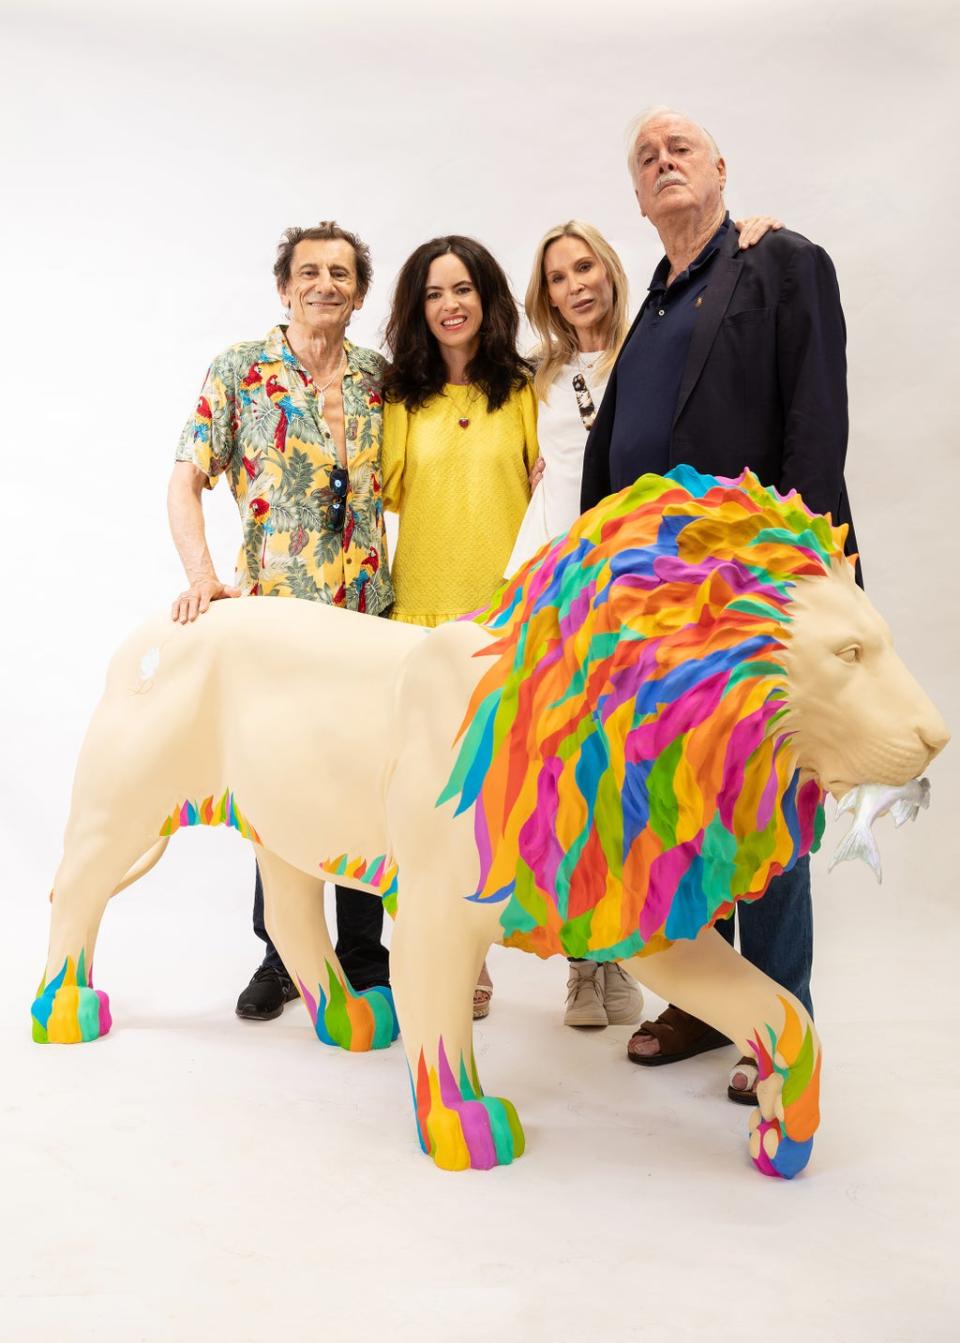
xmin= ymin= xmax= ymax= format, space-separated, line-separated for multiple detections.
xmin=168 ymin=107 xmax=858 ymax=1106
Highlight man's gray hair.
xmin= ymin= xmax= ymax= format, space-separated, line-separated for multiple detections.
xmin=625 ymin=107 xmax=721 ymax=183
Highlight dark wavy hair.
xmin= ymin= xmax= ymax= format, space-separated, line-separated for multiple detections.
xmin=383 ymin=236 xmax=531 ymax=412
xmin=273 ymin=221 xmax=372 ymax=298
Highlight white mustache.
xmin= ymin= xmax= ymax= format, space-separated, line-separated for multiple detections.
xmin=655 ymin=172 xmax=686 ymax=193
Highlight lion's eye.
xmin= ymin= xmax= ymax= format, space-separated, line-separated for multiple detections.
xmin=836 ymin=645 xmax=861 ymax=664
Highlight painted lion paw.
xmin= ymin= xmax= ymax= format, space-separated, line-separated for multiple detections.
xmin=748 ymin=1075 xmax=813 ymax=1179
xmin=413 ymin=1041 xmax=525 ymax=1171
xmin=747 ymin=998 xmax=821 ymax=1179
xmin=299 ymin=965 xmax=398 ymax=1051
xmin=32 ymin=954 xmax=111 ymax=1044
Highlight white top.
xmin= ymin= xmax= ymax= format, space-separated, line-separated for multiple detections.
xmin=506 ymin=353 xmax=609 ymax=575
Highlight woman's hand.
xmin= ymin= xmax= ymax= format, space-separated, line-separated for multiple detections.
xmin=734 ymin=216 xmax=783 ymax=249
xmin=529 ymin=456 xmax=545 ymax=493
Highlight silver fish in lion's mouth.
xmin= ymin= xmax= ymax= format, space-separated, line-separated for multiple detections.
xmin=828 ymin=778 xmax=931 ymax=882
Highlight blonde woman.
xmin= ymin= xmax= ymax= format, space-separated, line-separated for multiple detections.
xmin=508 ymin=220 xmax=644 ymax=1027
xmin=507 ymin=221 xmax=630 ymax=574
xmin=513 ymin=218 xmax=780 ymax=1028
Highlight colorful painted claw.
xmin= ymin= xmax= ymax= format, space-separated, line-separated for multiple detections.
xmin=31 ymin=953 xmax=112 ymax=1044
xmin=298 ymin=963 xmax=399 ymax=1051
xmin=412 ymin=1040 xmax=525 ymax=1171
xmin=749 ymin=1108 xmax=814 ymax=1179
xmin=747 ymin=998 xmax=821 ymax=1179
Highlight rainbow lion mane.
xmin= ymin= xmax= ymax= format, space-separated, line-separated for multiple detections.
xmin=441 ymin=466 xmax=851 ymax=962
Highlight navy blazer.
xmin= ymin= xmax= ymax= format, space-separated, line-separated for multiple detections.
xmin=580 ymin=224 xmax=860 ymax=574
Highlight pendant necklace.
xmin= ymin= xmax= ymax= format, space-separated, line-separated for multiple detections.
xmin=314 ymin=353 xmax=346 ymax=413
xmin=449 ymin=380 xmax=473 ymax=429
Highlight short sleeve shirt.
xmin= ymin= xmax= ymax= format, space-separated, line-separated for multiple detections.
xmin=176 ymin=326 xmax=394 ymax=614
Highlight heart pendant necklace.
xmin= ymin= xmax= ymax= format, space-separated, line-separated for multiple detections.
xmin=449 ymin=380 xmax=474 ymax=430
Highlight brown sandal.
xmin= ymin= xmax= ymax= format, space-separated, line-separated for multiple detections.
xmin=627 ymin=1004 xmax=730 ymax=1066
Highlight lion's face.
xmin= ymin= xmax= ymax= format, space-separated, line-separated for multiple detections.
xmin=781 ymin=561 xmax=949 ymax=798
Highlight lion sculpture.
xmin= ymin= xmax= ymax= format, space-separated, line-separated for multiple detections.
xmin=33 ymin=468 xmax=949 ymax=1179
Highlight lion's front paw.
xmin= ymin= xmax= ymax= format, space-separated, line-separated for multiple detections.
xmin=32 ymin=955 xmax=111 ymax=1044
xmin=413 ymin=1040 xmax=525 ymax=1171
xmin=748 ymin=1083 xmax=813 ymax=1179
xmin=746 ymin=998 xmax=821 ymax=1179
xmin=428 ymin=1094 xmax=526 ymax=1172
xmin=301 ymin=964 xmax=399 ymax=1051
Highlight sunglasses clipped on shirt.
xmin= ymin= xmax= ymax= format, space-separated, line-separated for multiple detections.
xmin=572 ymin=373 xmax=597 ymax=431
xmin=325 ymin=464 xmax=349 ymax=532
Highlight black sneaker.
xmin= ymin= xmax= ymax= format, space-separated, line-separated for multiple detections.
xmin=235 ymin=965 xmax=299 ymax=1021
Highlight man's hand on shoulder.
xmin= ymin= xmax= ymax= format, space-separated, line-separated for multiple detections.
xmin=171 ymin=577 xmax=240 ymax=625
xmin=735 ymin=216 xmax=783 ymax=249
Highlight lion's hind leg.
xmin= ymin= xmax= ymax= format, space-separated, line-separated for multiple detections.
xmin=35 ymin=824 xmax=158 ymax=1044
xmin=625 ymin=927 xmax=821 ymax=1179
xmin=256 ymin=848 xmax=397 ymax=1051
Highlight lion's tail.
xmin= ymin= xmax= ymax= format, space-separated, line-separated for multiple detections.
xmin=111 ymin=838 xmax=170 ymax=896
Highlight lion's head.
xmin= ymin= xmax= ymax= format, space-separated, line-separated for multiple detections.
xmin=440 ymin=467 xmax=947 ymax=962
xmin=779 ymin=559 xmax=947 ymax=797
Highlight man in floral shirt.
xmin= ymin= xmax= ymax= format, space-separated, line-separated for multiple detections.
xmin=169 ymin=221 xmax=393 ymax=1018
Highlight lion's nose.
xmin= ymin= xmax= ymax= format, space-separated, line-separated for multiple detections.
xmin=917 ymin=713 xmax=950 ymax=758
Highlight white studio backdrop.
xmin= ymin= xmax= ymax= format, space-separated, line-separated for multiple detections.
xmin=2 ymin=6 xmax=960 ymax=1340
xmin=1 ymin=0 xmax=958 ymax=939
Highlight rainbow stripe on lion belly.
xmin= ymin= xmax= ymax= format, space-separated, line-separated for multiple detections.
xmin=159 ymin=789 xmax=261 ymax=842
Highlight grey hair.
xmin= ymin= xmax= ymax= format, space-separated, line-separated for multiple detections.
xmin=624 ymin=106 xmax=721 ymax=183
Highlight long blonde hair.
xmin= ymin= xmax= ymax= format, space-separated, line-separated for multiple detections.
xmin=525 ymin=221 xmax=630 ymax=402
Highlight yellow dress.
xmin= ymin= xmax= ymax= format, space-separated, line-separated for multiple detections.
xmin=381 ymin=381 xmax=539 ymax=626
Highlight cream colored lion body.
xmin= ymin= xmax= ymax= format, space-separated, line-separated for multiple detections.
xmin=34 ymin=472 xmax=948 ymax=1179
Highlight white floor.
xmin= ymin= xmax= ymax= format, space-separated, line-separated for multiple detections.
xmin=3 ymin=822 xmax=959 ymax=1343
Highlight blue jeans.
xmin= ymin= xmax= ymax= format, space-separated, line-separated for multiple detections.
xmin=714 ymin=856 xmax=813 ymax=1017
xmin=253 ymin=866 xmax=390 ymax=991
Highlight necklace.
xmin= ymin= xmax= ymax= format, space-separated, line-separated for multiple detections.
xmin=312 ymin=353 xmax=346 ymax=412
xmin=447 ymin=382 xmax=476 ymax=430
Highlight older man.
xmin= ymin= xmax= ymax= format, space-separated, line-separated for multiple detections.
xmin=169 ymin=221 xmax=393 ymax=1021
xmin=580 ymin=109 xmax=859 ymax=1101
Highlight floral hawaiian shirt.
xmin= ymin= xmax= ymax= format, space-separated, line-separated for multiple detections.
xmin=176 ymin=327 xmax=394 ymax=613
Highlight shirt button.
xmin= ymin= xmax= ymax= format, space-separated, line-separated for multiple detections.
xmin=658 ymin=309 xmax=666 ymax=317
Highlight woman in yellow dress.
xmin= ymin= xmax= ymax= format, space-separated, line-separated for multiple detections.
xmin=382 ymin=235 xmax=538 ymax=626
xmin=381 ymin=235 xmax=539 ymax=1015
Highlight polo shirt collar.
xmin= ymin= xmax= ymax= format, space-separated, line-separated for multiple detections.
xmin=649 ymin=212 xmax=732 ymax=295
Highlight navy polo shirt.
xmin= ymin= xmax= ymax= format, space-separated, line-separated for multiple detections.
xmin=610 ymin=215 xmax=731 ymax=492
